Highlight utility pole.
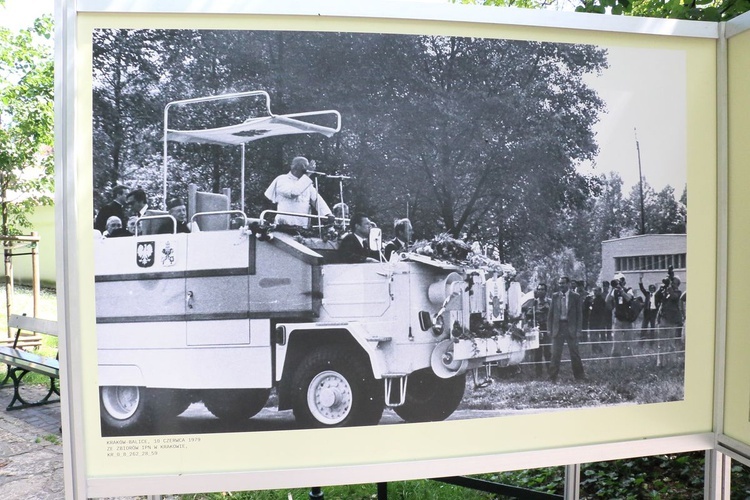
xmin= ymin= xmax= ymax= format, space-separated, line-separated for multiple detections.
xmin=635 ymin=128 xmax=646 ymax=235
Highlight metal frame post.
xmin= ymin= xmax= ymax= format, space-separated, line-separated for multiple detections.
xmin=564 ymin=464 xmax=580 ymax=500
xmin=705 ymin=450 xmax=731 ymax=500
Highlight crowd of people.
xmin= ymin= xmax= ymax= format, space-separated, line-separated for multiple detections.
xmin=524 ymin=269 xmax=686 ymax=381
xmin=93 ymin=186 xmax=197 ymax=237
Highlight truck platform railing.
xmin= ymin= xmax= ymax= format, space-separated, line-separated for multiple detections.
xmin=259 ymin=209 xmax=350 ymax=238
xmin=134 ymin=214 xmax=177 ymax=236
xmin=190 ymin=210 xmax=248 ymax=231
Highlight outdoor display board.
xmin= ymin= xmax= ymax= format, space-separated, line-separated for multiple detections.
xmin=55 ymin=1 xmax=728 ymax=498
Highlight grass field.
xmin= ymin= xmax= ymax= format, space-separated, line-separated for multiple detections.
xmin=461 ymin=355 xmax=684 ymax=414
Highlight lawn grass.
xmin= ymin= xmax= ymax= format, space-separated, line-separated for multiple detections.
xmin=461 ymin=355 xmax=684 ymax=412
xmin=0 ymin=284 xmax=58 ymax=385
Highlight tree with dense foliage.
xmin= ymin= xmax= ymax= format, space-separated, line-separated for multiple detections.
xmin=458 ymin=0 xmax=750 ymax=20
xmin=0 ymin=8 xmax=54 ymax=236
xmin=92 ymin=30 xmax=607 ymax=272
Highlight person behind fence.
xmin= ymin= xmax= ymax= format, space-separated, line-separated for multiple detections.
xmin=338 ymin=213 xmax=379 ymax=263
xmin=94 ymin=184 xmax=129 ymax=233
xmin=383 ymin=218 xmax=413 ymax=261
xmin=606 ymin=273 xmax=641 ymax=362
xmin=264 ymin=156 xmax=334 ymax=228
xmin=547 ymin=276 xmax=586 ymax=382
xmin=639 ymin=276 xmax=659 ymax=340
xmin=586 ymin=286 xmax=609 ymax=354
xmin=601 ymin=280 xmax=613 ymax=341
xmin=657 ymin=276 xmax=684 ymax=359
xmin=576 ymin=281 xmax=590 ymax=343
xmin=525 ymin=283 xmax=551 ymax=378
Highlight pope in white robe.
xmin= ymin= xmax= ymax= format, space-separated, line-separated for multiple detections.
xmin=264 ymin=156 xmax=333 ymax=228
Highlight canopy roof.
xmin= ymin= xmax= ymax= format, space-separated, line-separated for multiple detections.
xmin=162 ymin=91 xmax=342 ymax=213
xmin=166 ymin=112 xmax=340 ymax=146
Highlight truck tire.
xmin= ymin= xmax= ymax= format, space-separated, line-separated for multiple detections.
xmin=149 ymin=389 xmax=193 ymax=420
xmin=203 ymin=389 xmax=271 ymax=421
xmin=394 ymin=369 xmax=466 ymax=423
xmin=292 ymin=346 xmax=383 ymax=428
xmin=100 ymin=385 xmax=152 ymax=434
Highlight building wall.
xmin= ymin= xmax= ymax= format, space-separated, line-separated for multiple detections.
xmin=601 ymin=234 xmax=686 ymax=296
xmin=11 ymin=204 xmax=56 ymax=288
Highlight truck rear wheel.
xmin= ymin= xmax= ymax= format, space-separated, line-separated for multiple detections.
xmin=150 ymin=389 xmax=193 ymax=419
xmin=394 ymin=369 xmax=466 ymax=423
xmin=100 ymin=386 xmax=150 ymax=433
xmin=203 ymin=389 xmax=270 ymax=421
xmin=292 ymin=346 xmax=383 ymax=428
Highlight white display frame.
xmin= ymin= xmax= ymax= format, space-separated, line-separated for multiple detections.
xmin=716 ymin=11 xmax=750 ymax=471
xmin=55 ymin=1 xmax=726 ymax=498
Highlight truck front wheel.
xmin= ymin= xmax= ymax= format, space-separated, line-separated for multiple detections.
xmin=292 ymin=346 xmax=383 ymax=428
xmin=394 ymin=369 xmax=466 ymax=423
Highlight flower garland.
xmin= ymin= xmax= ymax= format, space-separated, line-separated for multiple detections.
xmin=410 ymin=233 xmax=516 ymax=280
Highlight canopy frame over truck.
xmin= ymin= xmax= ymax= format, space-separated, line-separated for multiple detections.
xmin=162 ymin=90 xmax=342 ymax=215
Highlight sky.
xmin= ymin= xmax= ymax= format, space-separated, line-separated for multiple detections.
xmin=580 ymin=46 xmax=686 ymax=196
xmin=0 ymin=0 xmax=53 ymax=30
xmin=1 ymin=0 xmax=686 ymax=195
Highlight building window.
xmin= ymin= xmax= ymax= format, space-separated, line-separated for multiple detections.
xmin=614 ymin=253 xmax=686 ymax=272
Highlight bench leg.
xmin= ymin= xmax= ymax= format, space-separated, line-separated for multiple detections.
xmin=6 ymin=368 xmax=60 ymax=411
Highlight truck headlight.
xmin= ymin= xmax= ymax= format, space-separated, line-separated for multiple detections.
xmin=431 ymin=315 xmax=444 ymax=336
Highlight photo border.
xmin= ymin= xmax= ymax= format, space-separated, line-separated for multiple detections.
xmin=56 ymin=1 xmax=720 ymax=496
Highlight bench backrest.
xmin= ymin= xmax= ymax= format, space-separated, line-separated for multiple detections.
xmin=8 ymin=314 xmax=58 ymax=338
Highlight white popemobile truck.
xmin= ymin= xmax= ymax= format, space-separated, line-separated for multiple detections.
xmin=95 ymin=91 xmax=538 ymax=433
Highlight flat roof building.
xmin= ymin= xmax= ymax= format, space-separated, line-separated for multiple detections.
xmin=601 ymin=234 xmax=686 ymax=295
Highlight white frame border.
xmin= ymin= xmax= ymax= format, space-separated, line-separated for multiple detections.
xmin=716 ymin=9 xmax=750 ymax=471
xmin=77 ymin=0 xmax=720 ymax=38
xmin=58 ymin=1 xmax=723 ymax=497
xmin=86 ymin=433 xmax=715 ymax=497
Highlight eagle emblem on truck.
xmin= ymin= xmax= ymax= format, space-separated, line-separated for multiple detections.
xmin=136 ymin=242 xmax=154 ymax=268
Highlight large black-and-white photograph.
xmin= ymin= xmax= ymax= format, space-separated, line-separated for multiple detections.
xmin=92 ymin=28 xmax=687 ymax=437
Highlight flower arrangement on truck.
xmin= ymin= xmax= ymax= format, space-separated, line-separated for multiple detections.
xmin=94 ymin=91 xmax=539 ymax=433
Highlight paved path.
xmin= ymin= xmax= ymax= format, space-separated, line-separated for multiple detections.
xmin=0 ymin=383 xmax=64 ymax=499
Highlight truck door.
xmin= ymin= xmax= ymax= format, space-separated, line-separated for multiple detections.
xmin=95 ymin=232 xmax=190 ymax=388
xmin=184 ymin=229 xmax=272 ymax=388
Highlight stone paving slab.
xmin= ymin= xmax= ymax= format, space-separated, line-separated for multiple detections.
xmin=0 ymin=384 xmax=177 ymax=499
xmin=0 ymin=384 xmax=65 ymax=499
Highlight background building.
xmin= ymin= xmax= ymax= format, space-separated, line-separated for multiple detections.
xmin=601 ymin=234 xmax=686 ymax=295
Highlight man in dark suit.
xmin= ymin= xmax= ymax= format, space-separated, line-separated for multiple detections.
xmin=338 ymin=213 xmax=379 ymax=263
xmin=156 ymin=197 xmax=193 ymax=234
xmin=383 ymin=218 xmax=412 ymax=261
xmin=639 ymin=276 xmax=659 ymax=340
xmin=547 ymin=276 xmax=586 ymax=382
xmin=94 ymin=185 xmax=129 ymax=233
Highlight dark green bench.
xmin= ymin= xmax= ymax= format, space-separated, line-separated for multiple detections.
xmin=0 ymin=314 xmax=59 ymax=410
